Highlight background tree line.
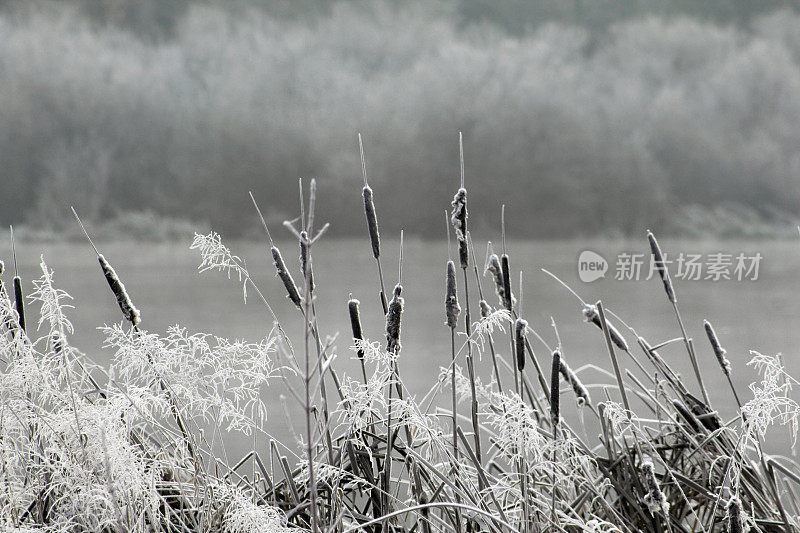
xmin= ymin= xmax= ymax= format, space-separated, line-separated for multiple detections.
xmin=2 ymin=0 xmax=799 ymax=238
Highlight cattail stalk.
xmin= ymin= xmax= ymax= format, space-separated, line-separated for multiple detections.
xmin=550 ymin=351 xmax=561 ymax=428
xmin=648 ymin=231 xmax=711 ymax=407
xmin=272 ymin=246 xmax=302 ymax=308
xmin=98 ymin=255 xmax=141 ymax=326
xmin=445 ymin=261 xmax=460 ymax=329
xmin=349 ymin=298 xmax=367 ymax=383
xmin=10 ymin=228 xmax=26 ymax=332
xmin=451 ymin=188 xmax=468 ymax=269
xmin=648 ymin=231 xmax=675 ymax=303
xmin=726 ymin=496 xmax=745 ymax=533
xmin=300 ymin=231 xmax=314 ymax=293
xmin=642 ymin=459 xmax=670 ymax=517
xmin=515 ymin=319 xmax=527 ymax=372
xmin=550 ymin=350 xmax=561 ymax=528
xmin=360 ymin=134 xmax=388 ymax=314
xmin=383 ymin=282 xmax=403 ymax=530
xmin=559 ymin=358 xmax=591 ymax=408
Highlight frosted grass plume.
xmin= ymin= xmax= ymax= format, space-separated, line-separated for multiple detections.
xmin=99 ymin=255 xmax=141 ymax=326
xmin=386 ymin=284 xmax=403 ymax=353
xmin=647 ymin=231 xmax=676 ymax=303
xmin=445 ymin=260 xmax=460 ymax=329
xmin=703 ymin=320 xmax=731 ymax=375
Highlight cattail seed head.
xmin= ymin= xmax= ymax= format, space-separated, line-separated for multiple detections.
xmin=501 ymin=255 xmax=513 ymax=311
xmin=485 ymin=253 xmax=510 ymax=309
xmin=703 ymin=320 xmax=731 ymax=376
xmin=52 ymin=330 xmax=64 ymax=355
xmin=726 ymin=496 xmax=746 ymax=533
xmin=515 ymin=318 xmax=527 ymax=371
xmin=299 ymin=231 xmax=314 ymax=293
xmin=363 ymin=185 xmax=381 ymax=260
xmin=445 ymin=261 xmax=460 ymax=329
xmin=647 ymin=231 xmax=676 ymax=303
xmin=672 ymin=400 xmax=701 ymax=433
xmin=450 ymin=188 xmax=468 ymax=268
xmin=348 ymin=298 xmax=364 ymax=359
xmin=386 ymin=284 xmax=403 ymax=353
xmin=479 ymin=299 xmax=491 ymax=318
xmin=13 ymin=276 xmax=25 ymax=332
xmin=550 ymin=350 xmax=561 ymax=426
xmin=271 ymin=246 xmax=302 ymax=308
xmin=642 ymin=458 xmax=670 ymax=515
xmin=98 ymin=255 xmax=141 ymax=326
xmin=0 ymin=260 xmax=4 ymax=275
xmin=559 ymin=358 xmax=591 ymax=407
xmin=582 ymin=304 xmax=628 ymax=352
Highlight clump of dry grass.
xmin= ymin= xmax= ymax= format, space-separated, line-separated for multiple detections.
xmin=1 ymin=136 xmax=799 ymax=533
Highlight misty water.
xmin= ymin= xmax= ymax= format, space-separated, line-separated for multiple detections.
xmin=6 ymin=238 xmax=799 ymax=460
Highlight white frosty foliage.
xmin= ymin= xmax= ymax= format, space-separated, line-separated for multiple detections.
xmin=102 ymin=324 xmax=281 ymax=433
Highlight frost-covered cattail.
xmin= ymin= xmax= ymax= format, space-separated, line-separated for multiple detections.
xmin=13 ymin=274 xmax=25 ymax=332
xmin=98 ymin=255 xmax=141 ymax=326
xmin=501 ymin=255 xmax=513 ymax=312
xmin=386 ymin=284 xmax=403 ymax=353
xmin=52 ymin=330 xmax=64 ymax=355
xmin=450 ymin=188 xmax=468 ymax=268
xmin=299 ymin=230 xmax=314 ymax=292
xmin=672 ymin=400 xmax=701 ymax=433
xmin=445 ymin=261 xmax=460 ymax=329
xmin=726 ymin=496 xmax=746 ymax=533
xmin=515 ymin=318 xmax=527 ymax=371
xmin=582 ymin=304 xmax=628 ymax=352
xmin=363 ymin=185 xmax=381 ymax=260
xmin=348 ymin=298 xmax=364 ymax=359
xmin=559 ymin=358 xmax=591 ymax=407
xmin=271 ymin=246 xmax=302 ymax=308
xmin=479 ymin=299 xmax=491 ymax=318
xmin=486 ymin=252 xmax=514 ymax=310
xmin=647 ymin=231 xmax=676 ymax=303
xmin=550 ymin=350 xmax=561 ymax=426
xmin=704 ymin=320 xmax=731 ymax=376
xmin=642 ymin=458 xmax=670 ymax=516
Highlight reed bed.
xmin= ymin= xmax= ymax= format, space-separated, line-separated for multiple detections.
xmin=0 ymin=137 xmax=799 ymax=533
